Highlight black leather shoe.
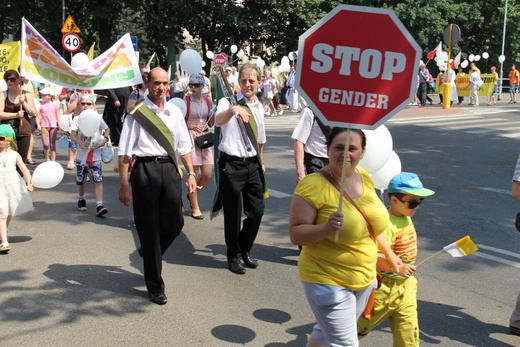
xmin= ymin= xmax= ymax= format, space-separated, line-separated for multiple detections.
xmin=150 ymin=292 xmax=168 ymax=305
xmin=228 ymin=257 xmax=246 ymax=274
xmin=241 ymin=252 xmax=258 ymax=269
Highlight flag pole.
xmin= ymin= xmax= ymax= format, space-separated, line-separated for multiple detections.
xmin=415 ymin=249 xmax=444 ymax=267
xmin=335 ymin=128 xmax=351 ymax=242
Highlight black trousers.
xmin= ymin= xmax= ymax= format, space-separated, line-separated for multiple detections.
xmin=219 ymin=155 xmax=265 ymax=261
xmin=16 ymin=135 xmax=31 ymax=162
xmin=131 ymin=158 xmax=183 ymax=294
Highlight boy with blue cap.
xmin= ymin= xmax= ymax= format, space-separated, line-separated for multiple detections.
xmin=358 ymin=172 xmax=434 ymax=346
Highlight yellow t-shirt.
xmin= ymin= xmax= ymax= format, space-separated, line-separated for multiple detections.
xmin=295 ymin=167 xmax=389 ymax=290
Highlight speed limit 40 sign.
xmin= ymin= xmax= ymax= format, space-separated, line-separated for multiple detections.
xmin=62 ymin=33 xmax=81 ymax=53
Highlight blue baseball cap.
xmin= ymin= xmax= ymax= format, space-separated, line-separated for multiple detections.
xmin=387 ymin=172 xmax=435 ymax=197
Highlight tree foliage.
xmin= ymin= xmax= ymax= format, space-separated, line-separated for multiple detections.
xmin=2 ymin=0 xmax=520 ymax=77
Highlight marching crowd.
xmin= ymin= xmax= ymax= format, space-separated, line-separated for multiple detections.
xmin=1 ymin=60 xmax=520 ymax=347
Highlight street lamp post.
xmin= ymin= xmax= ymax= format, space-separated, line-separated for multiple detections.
xmin=499 ymin=0 xmax=509 ymax=101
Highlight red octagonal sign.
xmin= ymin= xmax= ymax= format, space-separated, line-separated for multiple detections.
xmin=296 ymin=5 xmax=421 ymax=129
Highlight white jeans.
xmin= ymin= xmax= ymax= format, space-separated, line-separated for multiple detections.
xmin=302 ymin=280 xmax=377 ymax=347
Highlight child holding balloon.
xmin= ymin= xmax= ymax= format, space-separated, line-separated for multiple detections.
xmin=69 ymin=93 xmax=110 ymax=217
xmin=0 ymin=124 xmax=34 ymax=253
xmin=36 ymin=87 xmax=61 ymax=162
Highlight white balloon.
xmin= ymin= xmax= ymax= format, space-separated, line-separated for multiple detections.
xmin=202 ymin=60 xmax=206 ymax=67
xmin=58 ymin=113 xmax=71 ymax=131
xmin=442 ymin=52 xmax=448 ymax=61
xmin=436 ymin=60 xmax=444 ymax=67
xmin=78 ymin=109 xmax=101 ymax=137
xmin=257 ymin=58 xmax=265 ymax=69
xmin=370 ymin=151 xmax=402 ymax=190
xmin=206 ymin=50 xmax=214 ymax=60
xmin=468 ymin=54 xmax=475 ymax=62
xmin=281 ymin=56 xmax=290 ymax=66
xmin=358 ymin=125 xmax=393 ymax=174
xmin=168 ymin=97 xmax=187 ymax=116
xmin=237 ymin=49 xmax=245 ymax=59
xmin=474 ymin=55 xmax=481 ymax=61
xmin=288 ymin=52 xmax=295 ymax=61
xmin=461 ymin=60 xmax=469 ymax=68
xmin=499 ymin=55 xmax=506 ymax=63
xmin=482 ymin=52 xmax=489 ymax=59
xmin=230 ymin=45 xmax=238 ymax=54
xmin=32 ymin=161 xmax=65 ymax=189
xmin=179 ymin=49 xmax=203 ymax=75
xmin=71 ymin=53 xmax=90 ymax=68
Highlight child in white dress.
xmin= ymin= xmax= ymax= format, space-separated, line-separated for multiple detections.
xmin=0 ymin=124 xmax=34 ymax=253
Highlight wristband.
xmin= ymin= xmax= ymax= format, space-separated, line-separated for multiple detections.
xmin=188 ymin=172 xmax=197 ymax=178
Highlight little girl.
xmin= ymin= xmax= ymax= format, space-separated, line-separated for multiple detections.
xmin=36 ymin=87 xmax=61 ymax=161
xmin=0 ymin=124 xmax=34 ymax=253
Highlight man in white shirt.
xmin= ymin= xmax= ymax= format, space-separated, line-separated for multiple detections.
xmin=118 ymin=67 xmax=197 ymax=305
xmin=213 ymin=64 xmax=267 ymax=275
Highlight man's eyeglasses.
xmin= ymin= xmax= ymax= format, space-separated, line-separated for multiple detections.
xmin=6 ymin=77 xmax=18 ymax=82
xmin=188 ymin=83 xmax=202 ymax=88
xmin=395 ymin=196 xmax=424 ymax=209
xmin=80 ymin=102 xmax=94 ymax=106
xmin=0 ymin=136 xmax=13 ymax=141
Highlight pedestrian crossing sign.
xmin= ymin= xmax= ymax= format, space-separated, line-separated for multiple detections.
xmin=61 ymin=15 xmax=81 ymax=33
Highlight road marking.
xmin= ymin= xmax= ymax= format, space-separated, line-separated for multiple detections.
xmin=474 ymin=244 xmax=520 ymax=269
xmin=268 ymin=189 xmax=292 ymax=198
xmin=478 ymin=187 xmax=511 ymax=195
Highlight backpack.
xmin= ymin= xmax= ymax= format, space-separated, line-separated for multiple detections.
xmin=185 ymin=95 xmax=211 ymax=123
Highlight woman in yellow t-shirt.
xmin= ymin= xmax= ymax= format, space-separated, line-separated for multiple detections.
xmin=289 ymin=127 xmax=401 ymax=347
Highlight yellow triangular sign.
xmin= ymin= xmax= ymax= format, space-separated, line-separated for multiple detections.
xmin=61 ymin=15 xmax=81 ymax=33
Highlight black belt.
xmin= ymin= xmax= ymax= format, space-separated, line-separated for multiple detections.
xmin=221 ymin=153 xmax=256 ymax=163
xmin=135 ymin=156 xmax=172 ymax=163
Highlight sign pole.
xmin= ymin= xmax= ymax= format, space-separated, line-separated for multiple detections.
xmin=442 ymin=24 xmax=453 ymax=109
xmin=336 ymin=128 xmax=351 ymax=242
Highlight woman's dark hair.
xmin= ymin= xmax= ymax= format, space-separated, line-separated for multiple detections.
xmin=3 ymin=69 xmax=20 ymax=81
xmin=326 ymin=127 xmax=366 ymax=150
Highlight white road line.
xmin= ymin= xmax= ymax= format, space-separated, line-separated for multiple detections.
xmin=470 ymin=244 xmax=520 ymax=269
xmin=478 ymin=187 xmax=511 ymax=195
xmin=473 ymin=252 xmax=520 ymax=269
xmin=477 ymin=244 xmax=520 ymax=259
xmin=268 ymin=189 xmax=292 ymax=198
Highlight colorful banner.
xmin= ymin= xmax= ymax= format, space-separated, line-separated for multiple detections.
xmin=0 ymin=41 xmax=21 ymax=79
xmin=21 ymin=18 xmax=142 ymax=90
xmin=435 ymin=73 xmax=495 ymax=97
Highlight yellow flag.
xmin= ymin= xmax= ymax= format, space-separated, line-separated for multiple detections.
xmin=443 ymin=235 xmax=478 ymax=257
xmin=87 ymin=42 xmax=95 ymax=60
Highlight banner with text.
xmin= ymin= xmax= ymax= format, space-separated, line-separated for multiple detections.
xmin=435 ymin=73 xmax=495 ymax=97
xmin=21 ymin=18 xmax=142 ymax=90
xmin=0 ymin=41 xmax=21 ymax=79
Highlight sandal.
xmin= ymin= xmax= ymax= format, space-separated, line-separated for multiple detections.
xmin=0 ymin=242 xmax=11 ymax=253
xmin=67 ymin=161 xmax=75 ymax=170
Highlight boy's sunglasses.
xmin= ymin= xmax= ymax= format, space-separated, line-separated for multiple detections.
xmin=188 ymin=83 xmax=202 ymax=88
xmin=395 ymin=196 xmax=424 ymax=209
xmin=0 ymin=136 xmax=13 ymax=141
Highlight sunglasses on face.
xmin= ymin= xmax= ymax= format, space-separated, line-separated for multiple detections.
xmin=396 ymin=196 xmax=424 ymax=209
xmin=6 ymin=77 xmax=18 ymax=82
xmin=0 ymin=136 xmax=13 ymax=141
xmin=188 ymin=83 xmax=202 ymax=88
xmin=80 ymin=102 xmax=94 ymax=106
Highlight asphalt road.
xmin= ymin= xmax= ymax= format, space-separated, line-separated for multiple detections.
xmin=2 ymin=100 xmax=520 ymax=346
